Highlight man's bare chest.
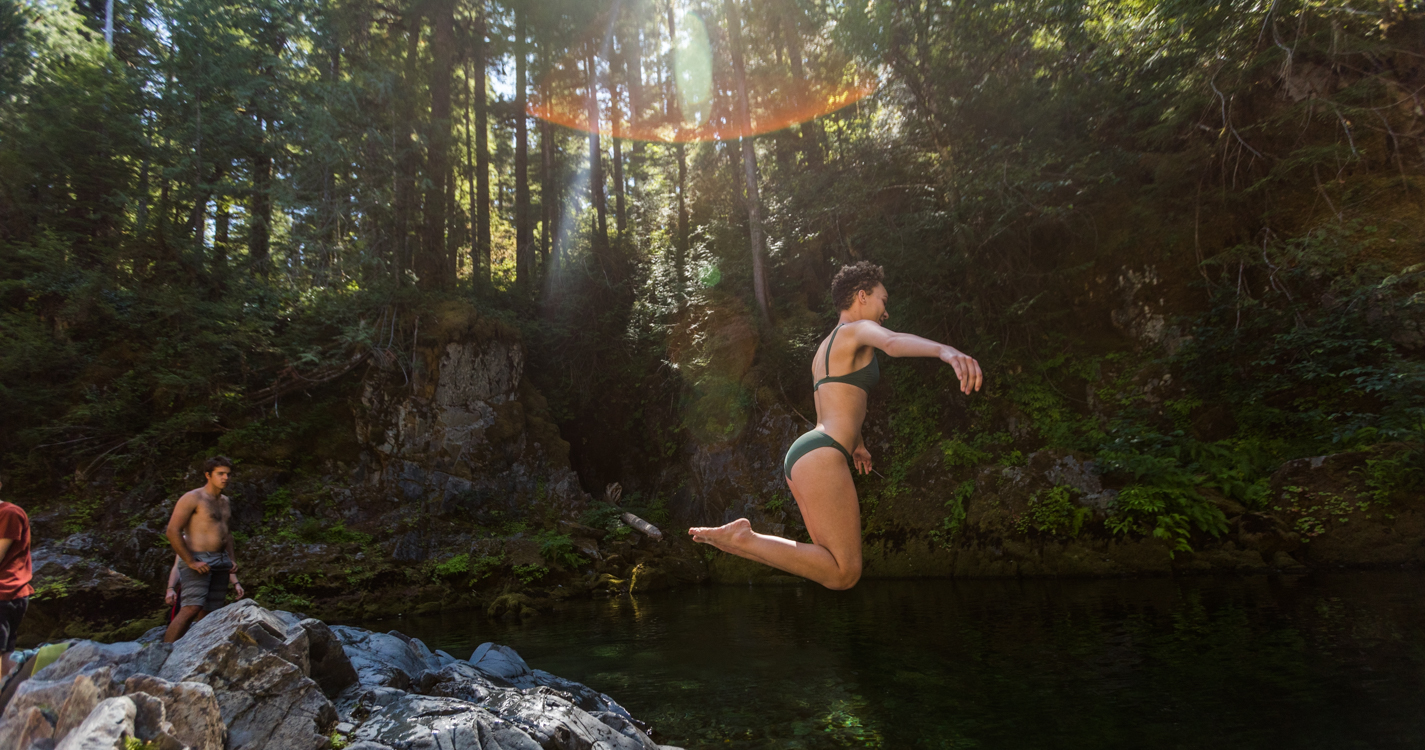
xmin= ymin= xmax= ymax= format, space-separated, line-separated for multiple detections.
xmin=195 ymin=498 xmax=230 ymax=525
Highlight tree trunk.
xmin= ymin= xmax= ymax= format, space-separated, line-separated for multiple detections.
xmin=665 ymin=2 xmax=686 ymax=293
xmin=626 ymin=21 xmax=645 ymax=202
xmin=421 ymin=0 xmax=455 ymax=290
xmin=609 ymin=26 xmax=626 ymax=238
xmin=612 ymin=92 xmax=626 ymax=238
xmin=214 ymin=199 xmax=229 ymax=270
xmin=587 ymin=50 xmax=610 ymax=269
xmin=676 ymin=142 xmax=688 ymax=291
xmin=318 ymin=27 xmax=343 ymax=282
xmin=541 ymin=116 xmax=553 ymax=265
xmin=538 ymin=43 xmax=553 ymax=267
xmin=474 ymin=5 xmax=492 ymax=284
xmin=249 ymin=118 xmax=273 ymax=275
xmin=515 ymin=6 xmax=532 ymax=289
xmin=664 ymin=1 xmax=676 ymax=121
xmin=725 ymin=0 xmax=771 ymax=323
xmin=393 ymin=20 xmax=421 ymax=281
xmin=464 ymin=58 xmax=477 ymax=280
xmin=780 ymin=0 xmax=823 ymax=168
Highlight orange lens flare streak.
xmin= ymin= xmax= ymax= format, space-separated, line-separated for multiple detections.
xmin=529 ymin=75 xmax=877 ymax=143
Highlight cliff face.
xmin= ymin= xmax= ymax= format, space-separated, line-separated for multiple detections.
xmin=354 ymin=313 xmax=586 ymax=524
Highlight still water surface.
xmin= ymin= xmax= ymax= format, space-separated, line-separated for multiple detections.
xmin=364 ymin=573 xmax=1425 ymax=749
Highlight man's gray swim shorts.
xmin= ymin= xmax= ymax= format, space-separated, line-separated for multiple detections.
xmin=178 ymin=551 xmax=232 ymax=611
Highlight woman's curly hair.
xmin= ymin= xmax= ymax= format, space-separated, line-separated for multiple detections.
xmin=830 ymin=261 xmax=885 ymax=310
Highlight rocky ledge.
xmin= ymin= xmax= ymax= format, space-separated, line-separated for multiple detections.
xmin=0 ymin=599 xmax=682 ymax=750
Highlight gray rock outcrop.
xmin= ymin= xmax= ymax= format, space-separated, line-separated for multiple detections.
xmin=22 ymin=543 xmax=152 ymax=642
xmin=336 ymin=628 xmax=661 ymax=750
xmin=0 ymin=599 xmax=681 ymax=750
xmin=355 ymin=315 xmax=588 ymax=524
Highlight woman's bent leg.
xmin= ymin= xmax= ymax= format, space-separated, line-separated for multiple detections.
xmin=688 ymin=448 xmax=862 ymax=589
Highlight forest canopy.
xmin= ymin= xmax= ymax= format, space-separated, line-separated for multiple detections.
xmin=1 ymin=0 xmax=1422 ymax=546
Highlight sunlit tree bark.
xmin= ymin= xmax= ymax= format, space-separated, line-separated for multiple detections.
xmin=421 ymin=0 xmax=455 ymax=289
xmin=474 ymin=3 xmax=492 ymax=283
xmin=515 ymin=5 xmax=533 ymax=289
xmin=724 ymin=0 xmax=772 ymax=323
xmin=392 ymin=19 xmax=421 ymax=280
xmin=587 ymin=48 xmax=610 ymax=268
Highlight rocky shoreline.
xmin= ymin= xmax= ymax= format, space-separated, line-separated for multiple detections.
xmin=0 ymin=599 xmax=683 ymax=750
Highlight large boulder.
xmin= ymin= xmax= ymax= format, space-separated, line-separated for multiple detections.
xmin=300 ymin=618 xmax=360 ymax=698
xmin=331 ymin=627 xmax=663 ymax=750
xmin=0 ymin=706 xmax=54 ymax=750
xmin=330 ymin=625 xmax=456 ymax=690
xmin=52 ymin=695 xmax=136 ymax=750
xmin=468 ymin=643 xmax=642 ymax=723
xmin=157 ymin=599 xmax=337 ymax=750
xmin=51 ymin=693 xmax=185 ymax=750
xmin=346 ymin=692 xmax=539 ymax=750
xmin=123 ymin=675 xmax=225 ymax=750
xmin=418 ymin=662 xmax=656 ymax=750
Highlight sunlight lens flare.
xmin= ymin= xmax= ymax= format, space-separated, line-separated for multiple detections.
xmin=674 ymin=11 xmax=713 ymax=126
xmin=528 ymin=12 xmax=876 ymax=143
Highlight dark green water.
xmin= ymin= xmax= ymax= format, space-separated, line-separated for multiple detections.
xmin=363 ymin=573 xmax=1425 ymax=749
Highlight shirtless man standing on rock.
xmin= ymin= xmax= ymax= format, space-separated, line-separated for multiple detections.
xmin=164 ymin=456 xmax=241 ymax=642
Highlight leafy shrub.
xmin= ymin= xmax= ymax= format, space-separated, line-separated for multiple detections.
xmin=941 ymin=439 xmax=991 ymax=468
xmin=469 ymin=554 xmax=505 ymax=581
xmin=295 ymin=517 xmax=324 ymax=543
xmin=324 ymin=521 xmax=372 ymax=546
xmin=537 ymin=531 xmax=584 ymax=569
xmin=60 ymin=492 xmax=99 ymax=534
xmin=31 ymin=578 xmax=70 ymax=601
xmin=263 ymin=488 xmax=293 ymax=523
xmin=1177 ymin=225 xmax=1425 ymax=451
xmin=1016 ymin=486 xmax=1091 ymax=538
xmin=513 ymin=564 xmax=547 ymax=585
xmin=255 ymin=583 xmax=313 ymax=610
xmin=1357 ymin=442 xmax=1425 ymax=505
xmin=579 ymin=501 xmax=624 ymax=531
xmin=928 ymin=480 xmax=975 ymax=548
xmin=432 ymin=553 xmax=471 ymax=579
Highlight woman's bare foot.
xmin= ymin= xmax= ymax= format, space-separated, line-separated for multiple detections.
xmin=688 ymin=518 xmax=755 ymax=554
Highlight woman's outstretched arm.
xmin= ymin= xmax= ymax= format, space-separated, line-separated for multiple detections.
xmin=848 ymin=321 xmax=984 ymax=394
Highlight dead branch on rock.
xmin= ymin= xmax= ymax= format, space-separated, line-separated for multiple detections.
xmin=248 ymin=350 xmax=371 ymax=407
xmin=620 ymin=513 xmax=663 ymax=541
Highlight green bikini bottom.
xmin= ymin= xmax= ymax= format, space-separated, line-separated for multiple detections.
xmin=783 ymin=429 xmax=854 ymax=480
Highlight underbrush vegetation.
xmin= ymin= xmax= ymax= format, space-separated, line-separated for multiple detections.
xmin=865 ymin=223 xmax=1424 ymax=552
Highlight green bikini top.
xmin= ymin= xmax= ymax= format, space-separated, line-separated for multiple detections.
xmin=814 ymin=324 xmax=880 ymax=393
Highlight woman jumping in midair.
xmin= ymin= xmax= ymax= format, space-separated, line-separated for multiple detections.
xmin=689 ymin=262 xmax=983 ymax=589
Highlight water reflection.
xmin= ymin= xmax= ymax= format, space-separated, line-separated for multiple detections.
xmin=361 ymin=573 xmax=1425 ymax=749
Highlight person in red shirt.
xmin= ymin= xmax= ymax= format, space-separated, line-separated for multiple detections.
xmin=0 ymin=478 xmax=34 ymax=678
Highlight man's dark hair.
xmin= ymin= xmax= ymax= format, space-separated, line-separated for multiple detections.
xmin=830 ymin=261 xmax=886 ymax=310
xmin=201 ymin=456 xmax=234 ymax=476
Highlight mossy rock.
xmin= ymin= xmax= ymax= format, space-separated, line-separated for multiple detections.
xmin=487 ymin=593 xmax=533 ymax=620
